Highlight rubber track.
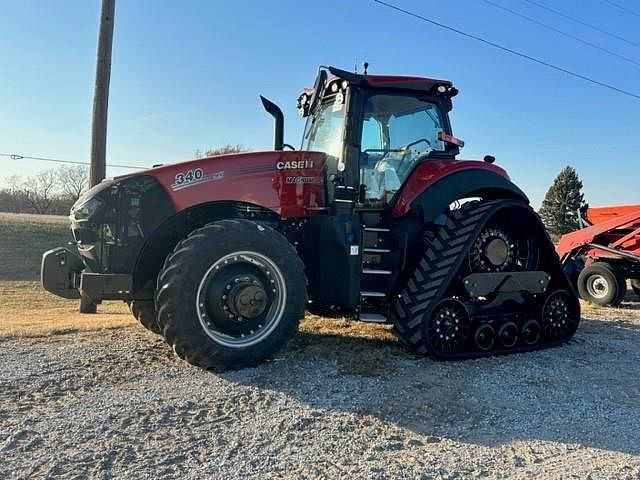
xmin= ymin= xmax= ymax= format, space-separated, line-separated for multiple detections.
xmin=391 ymin=199 xmax=578 ymax=359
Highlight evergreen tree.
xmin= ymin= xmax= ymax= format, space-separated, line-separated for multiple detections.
xmin=539 ymin=166 xmax=588 ymax=235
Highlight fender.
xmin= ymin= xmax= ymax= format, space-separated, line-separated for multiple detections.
xmin=391 ymin=160 xmax=528 ymax=221
xmin=131 ymin=200 xmax=281 ymax=298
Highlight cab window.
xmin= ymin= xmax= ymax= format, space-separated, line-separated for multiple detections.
xmin=360 ymin=94 xmax=445 ymax=205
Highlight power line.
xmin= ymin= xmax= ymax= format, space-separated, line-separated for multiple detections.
xmin=605 ymin=0 xmax=640 ymax=18
xmin=482 ymin=0 xmax=640 ymax=68
xmin=372 ymin=0 xmax=640 ymax=101
xmin=0 ymin=152 xmax=143 ymax=170
xmin=523 ymin=0 xmax=639 ymax=48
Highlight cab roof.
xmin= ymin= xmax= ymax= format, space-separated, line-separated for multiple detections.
xmin=326 ymin=66 xmax=457 ymax=96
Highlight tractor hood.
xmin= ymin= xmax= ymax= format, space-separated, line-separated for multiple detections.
xmin=124 ymin=150 xmax=328 ymax=217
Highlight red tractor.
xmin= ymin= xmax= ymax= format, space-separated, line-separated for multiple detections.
xmin=42 ymin=66 xmax=579 ymax=369
xmin=557 ymin=204 xmax=640 ymax=306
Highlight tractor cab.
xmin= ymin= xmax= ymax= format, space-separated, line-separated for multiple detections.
xmin=297 ymin=66 xmax=462 ymax=207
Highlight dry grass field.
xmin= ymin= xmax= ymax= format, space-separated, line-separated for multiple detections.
xmin=0 ymin=214 xmax=133 ymax=337
xmin=2 ymin=213 xmax=640 ymax=479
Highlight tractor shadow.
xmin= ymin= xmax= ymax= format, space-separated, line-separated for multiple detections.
xmin=219 ymin=314 xmax=640 ymax=456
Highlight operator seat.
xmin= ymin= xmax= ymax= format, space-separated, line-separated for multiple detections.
xmin=361 ymin=155 xmax=402 ymax=204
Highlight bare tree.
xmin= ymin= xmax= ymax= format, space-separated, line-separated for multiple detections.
xmin=2 ymin=175 xmax=29 ymax=213
xmin=57 ymin=165 xmax=88 ymax=202
xmin=195 ymin=144 xmax=246 ymax=158
xmin=23 ymin=170 xmax=58 ymax=214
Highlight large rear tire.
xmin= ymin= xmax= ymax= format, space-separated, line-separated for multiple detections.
xmin=155 ymin=219 xmax=306 ymax=370
xmin=577 ymin=262 xmax=625 ymax=306
xmin=129 ymin=300 xmax=161 ymax=334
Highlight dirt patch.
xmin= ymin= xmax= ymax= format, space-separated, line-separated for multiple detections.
xmin=1 ymin=300 xmax=640 ymax=478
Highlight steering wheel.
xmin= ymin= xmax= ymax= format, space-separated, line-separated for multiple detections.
xmin=397 ymin=138 xmax=432 ymax=176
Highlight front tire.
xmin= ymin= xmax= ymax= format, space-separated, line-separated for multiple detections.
xmin=155 ymin=219 xmax=306 ymax=369
xmin=129 ymin=300 xmax=161 ymax=334
xmin=577 ymin=262 xmax=625 ymax=306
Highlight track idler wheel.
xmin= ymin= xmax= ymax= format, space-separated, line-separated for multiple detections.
xmin=541 ymin=290 xmax=580 ymax=340
xmin=427 ymin=299 xmax=471 ymax=354
xmin=521 ymin=319 xmax=541 ymax=345
xmin=474 ymin=324 xmax=496 ymax=351
xmin=498 ymin=321 xmax=518 ymax=348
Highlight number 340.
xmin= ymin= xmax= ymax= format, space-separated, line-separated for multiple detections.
xmin=174 ymin=168 xmax=203 ymax=185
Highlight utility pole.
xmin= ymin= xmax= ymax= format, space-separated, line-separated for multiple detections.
xmin=81 ymin=0 xmax=115 ymax=313
xmin=89 ymin=0 xmax=115 ymax=187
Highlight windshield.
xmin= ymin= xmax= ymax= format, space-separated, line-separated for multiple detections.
xmin=301 ymin=95 xmax=345 ymax=163
xmin=360 ymin=94 xmax=445 ymax=205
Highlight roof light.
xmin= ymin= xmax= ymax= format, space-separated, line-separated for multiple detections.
xmin=437 ymin=85 xmax=447 ymax=93
xmin=331 ymin=82 xmax=339 ymax=93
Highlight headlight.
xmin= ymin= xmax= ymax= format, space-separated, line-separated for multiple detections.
xmin=70 ymin=197 xmax=104 ymax=222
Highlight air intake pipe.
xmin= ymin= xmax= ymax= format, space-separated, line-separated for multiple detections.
xmin=260 ymin=95 xmax=284 ymax=151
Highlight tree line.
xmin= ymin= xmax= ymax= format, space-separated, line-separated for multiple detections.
xmin=0 ymin=146 xmax=246 ymax=216
xmin=0 ymin=165 xmax=88 ymax=215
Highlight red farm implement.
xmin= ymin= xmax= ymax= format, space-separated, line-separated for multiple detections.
xmin=557 ymin=205 xmax=640 ymax=306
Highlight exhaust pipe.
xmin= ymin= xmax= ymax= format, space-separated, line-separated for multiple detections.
xmin=260 ymin=95 xmax=284 ymax=151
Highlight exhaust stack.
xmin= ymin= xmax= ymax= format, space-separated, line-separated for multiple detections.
xmin=260 ymin=96 xmax=284 ymax=151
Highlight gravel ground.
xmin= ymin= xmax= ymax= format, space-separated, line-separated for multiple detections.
xmin=2 ymin=305 xmax=640 ymax=479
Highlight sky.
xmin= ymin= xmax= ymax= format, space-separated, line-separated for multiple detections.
xmin=0 ymin=0 xmax=638 ymax=208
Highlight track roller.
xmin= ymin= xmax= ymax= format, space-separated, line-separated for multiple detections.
xmin=521 ymin=319 xmax=541 ymax=345
xmin=474 ymin=324 xmax=496 ymax=351
xmin=497 ymin=321 xmax=518 ymax=348
xmin=541 ymin=290 xmax=579 ymax=340
xmin=427 ymin=299 xmax=471 ymax=354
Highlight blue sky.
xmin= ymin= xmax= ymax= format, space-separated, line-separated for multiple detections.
xmin=0 ymin=0 xmax=638 ymax=208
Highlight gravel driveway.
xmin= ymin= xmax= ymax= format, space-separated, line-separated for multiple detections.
xmin=2 ymin=305 xmax=640 ymax=479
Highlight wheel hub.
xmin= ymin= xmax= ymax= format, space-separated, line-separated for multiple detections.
xmin=470 ymin=226 xmax=515 ymax=272
xmin=587 ymin=275 xmax=609 ymax=299
xmin=196 ymin=251 xmax=286 ymax=348
xmin=228 ymin=282 xmax=268 ymax=319
xmin=486 ymin=238 xmax=509 ymax=266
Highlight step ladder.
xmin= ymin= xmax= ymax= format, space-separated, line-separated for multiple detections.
xmin=358 ymin=226 xmax=395 ymax=323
